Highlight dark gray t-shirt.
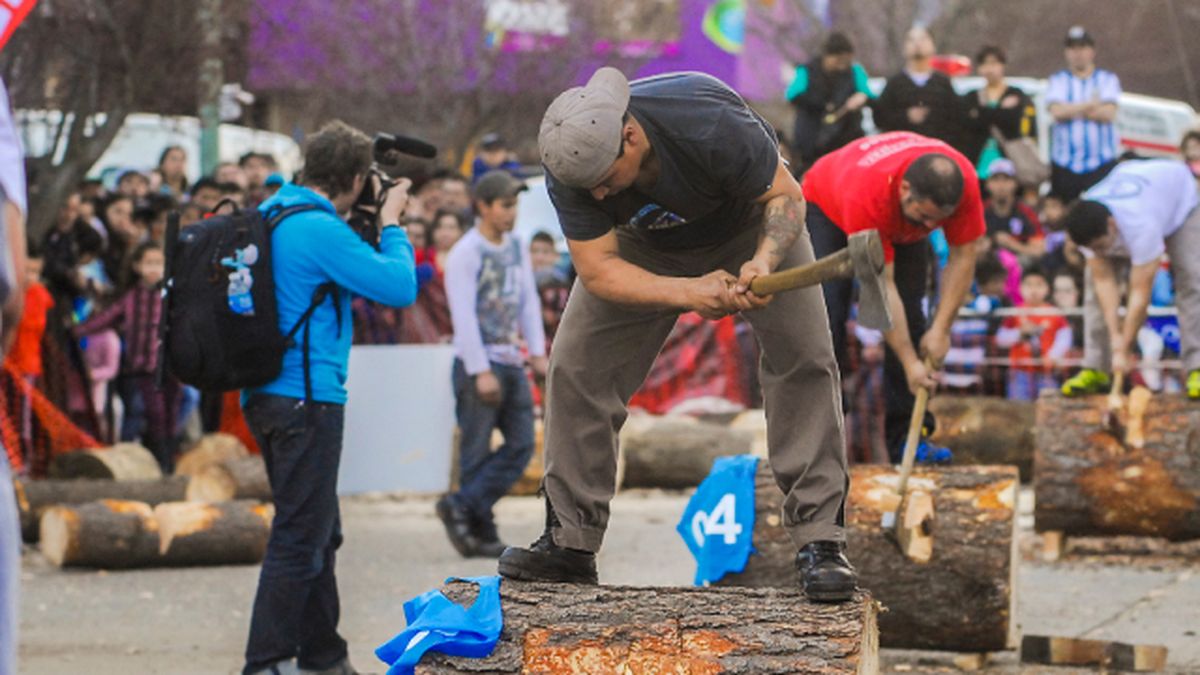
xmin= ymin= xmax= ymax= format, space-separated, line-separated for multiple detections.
xmin=546 ymin=72 xmax=779 ymax=249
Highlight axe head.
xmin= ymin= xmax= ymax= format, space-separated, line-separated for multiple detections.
xmin=847 ymin=230 xmax=892 ymax=331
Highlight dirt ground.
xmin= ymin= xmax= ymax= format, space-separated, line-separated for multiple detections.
xmin=16 ymin=489 xmax=1200 ymax=674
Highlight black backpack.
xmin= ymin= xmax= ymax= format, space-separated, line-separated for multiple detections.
xmin=160 ymin=202 xmax=338 ymax=397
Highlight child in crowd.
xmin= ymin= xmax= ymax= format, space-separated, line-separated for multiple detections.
xmin=72 ymin=242 xmax=179 ymax=472
xmin=996 ymin=268 xmax=1072 ymax=400
xmin=438 ymin=171 xmax=546 ymax=558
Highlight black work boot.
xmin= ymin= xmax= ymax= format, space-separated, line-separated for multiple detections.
xmin=436 ymin=495 xmax=482 ymax=557
xmin=796 ymin=540 xmax=857 ymax=602
xmin=498 ymin=502 xmax=597 ymax=584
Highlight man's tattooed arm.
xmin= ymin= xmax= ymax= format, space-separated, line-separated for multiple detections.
xmin=758 ymin=194 xmax=806 ymax=270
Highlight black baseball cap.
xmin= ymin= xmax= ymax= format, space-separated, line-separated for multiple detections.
xmin=473 ymin=170 xmax=527 ymax=203
xmin=1065 ymin=25 xmax=1094 ymax=47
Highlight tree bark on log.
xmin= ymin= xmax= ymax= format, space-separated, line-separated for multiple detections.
xmin=39 ymin=499 xmax=273 ymax=568
xmin=154 ymin=500 xmax=273 ymax=566
xmin=1034 ymin=393 xmax=1200 ymax=539
xmin=39 ymin=500 xmax=162 ymax=568
xmin=416 ymin=580 xmax=879 ymax=674
xmin=174 ymin=433 xmax=249 ymax=477
xmin=185 ymin=456 xmax=271 ymax=502
xmin=15 ymin=476 xmax=189 ymax=542
xmin=928 ymin=396 xmax=1035 ymax=481
xmin=716 ymin=463 xmax=1018 ymax=653
xmin=49 ymin=443 xmax=162 ymax=481
xmin=620 ymin=415 xmax=755 ymax=489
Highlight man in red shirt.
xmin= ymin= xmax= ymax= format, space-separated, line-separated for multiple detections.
xmin=803 ymin=131 xmax=984 ymax=462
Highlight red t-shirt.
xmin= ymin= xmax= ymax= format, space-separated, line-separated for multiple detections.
xmin=1002 ymin=305 xmax=1069 ymax=373
xmin=802 ymin=132 xmax=985 ymax=262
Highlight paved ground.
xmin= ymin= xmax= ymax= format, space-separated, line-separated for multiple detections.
xmin=16 ymin=490 xmax=1200 ymax=674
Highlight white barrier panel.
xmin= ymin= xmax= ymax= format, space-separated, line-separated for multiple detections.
xmin=339 ymin=344 xmax=456 ymax=495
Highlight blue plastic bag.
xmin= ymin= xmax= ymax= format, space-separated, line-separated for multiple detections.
xmin=375 ymin=575 xmax=503 ymax=674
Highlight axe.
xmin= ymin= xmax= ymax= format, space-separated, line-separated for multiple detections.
xmin=748 ymin=230 xmax=893 ymax=331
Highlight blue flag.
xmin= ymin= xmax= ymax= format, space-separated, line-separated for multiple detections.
xmin=375 ymin=575 xmax=503 ymax=674
xmin=676 ymin=454 xmax=758 ymax=585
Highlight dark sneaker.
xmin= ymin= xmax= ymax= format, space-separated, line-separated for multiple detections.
xmin=472 ymin=533 xmax=509 ymax=559
xmin=796 ymin=541 xmax=857 ymax=603
xmin=247 ymin=660 xmax=300 ymax=675
xmin=498 ymin=530 xmax=598 ymax=584
xmin=436 ymin=495 xmax=481 ymax=558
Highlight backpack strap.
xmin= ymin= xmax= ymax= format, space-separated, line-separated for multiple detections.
xmin=265 ymin=203 xmax=322 ymax=230
xmin=284 ymin=282 xmax=339 ymax=403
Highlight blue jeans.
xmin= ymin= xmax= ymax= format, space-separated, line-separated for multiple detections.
xmin=1007 ymin=370 xmax=1059 ymax=401
xmin=452 ymin=359 xmax=535 ymax=536
xmin=241 ymin=395 xmax=347 ymax=673
xmin=1 ymin=456 xmax=18 ymax=675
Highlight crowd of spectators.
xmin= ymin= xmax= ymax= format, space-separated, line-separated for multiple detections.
xmin=11 ymin=24 xmax=1200 ymax=471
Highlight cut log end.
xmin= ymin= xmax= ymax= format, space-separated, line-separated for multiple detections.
xmin=895 ymin=490 xmax=935 ymax=564
xmin=38 ymin=506 xmax=80 ymax=567
xmin=174 ymin=433 xmax=249 ymax=477
xmin=49 ymin=444 xmax=162 ymax=481
xmin=1041 ymin=531 xmax=1064 ymax=562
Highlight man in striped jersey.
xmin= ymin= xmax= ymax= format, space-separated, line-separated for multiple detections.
xmin=1046 ymin=26 xmax=1122 ymax=202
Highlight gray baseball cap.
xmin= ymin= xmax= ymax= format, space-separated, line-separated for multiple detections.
xmin=473 ymin=170 xmax=527 ymax=203
xmin=538 ymin=67 xmax=631 ymax=189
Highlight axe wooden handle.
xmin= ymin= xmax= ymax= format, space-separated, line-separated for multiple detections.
xmin=748 ymin=248 xmax=853 ymax=296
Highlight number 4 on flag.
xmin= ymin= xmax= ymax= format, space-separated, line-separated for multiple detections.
xmin=690 ymin=493 xmax=744 ymax=547
xmin=0 ymin=0 xmax=38 ymax=53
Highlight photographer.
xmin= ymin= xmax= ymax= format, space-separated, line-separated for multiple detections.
xmin=241 ymin=120 xmax=417 ymax=675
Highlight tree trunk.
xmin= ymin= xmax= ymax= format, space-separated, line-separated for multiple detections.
xmin=15 ymin=476 xmax=189 ymax=542
xmin=49 ymin=443 xmax=162 ymax=481
xmin=1034 ymin=393 xmax=1200 ymax=539
xmin=416 ymin=580 xmax=879 ymax=674
xmin=174 ymin=433 xmax=249 ymax=477
xmin=39 ymin=499 xmax=273 ymax=568
xmin=620 ymin=415 xmax=756 ymax=489
xmin=185 ymin=455 xmax=270 ymax=502
xmin=928 ymin=396 xmax=1036 ymax=481
xmin=154 ymin=500 xmax=274 ymax=566
xmin=39 ymin=500 xmax=162 ymax=569
xmin=716 ymin=462 xmax=1019 ymax=653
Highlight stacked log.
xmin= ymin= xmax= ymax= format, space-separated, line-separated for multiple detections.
xmin=174 ymin=433 xmax=249 ymax=477
xmin=15 ymin=476 xmax=188 ymax=542
xmin=39 ymin=499 xmax=273 ymax=568
xmin=49 ymin=443 xmax=161 ymax=480
xmin=1034 ymin=392 xmax=1200 ymax=540
xmin=619 ymin=415 xmax=754 ymax=489
xmin=185 ymin=456 xmax=271 ymax=502
xmin=928 ymin=396 xmax=1036 ymax=480
xmin=417 ymin=580 xmax=879 ymax=674
xmin=717 ymin=462 xmax=1019 ymax=653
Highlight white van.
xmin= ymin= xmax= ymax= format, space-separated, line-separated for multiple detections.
xmin=17 ymin=111 xmax=302 ymax=187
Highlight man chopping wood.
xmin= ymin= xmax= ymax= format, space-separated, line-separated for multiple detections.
xmin=802 ymin=132 xmax=986 ymax=463
xmin=497 ymin=67 xmax=857 ymax=602
xmin=1060 ymin=158 xmax=1200 ymax=399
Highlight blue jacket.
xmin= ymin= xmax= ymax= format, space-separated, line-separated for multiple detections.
xmin=247 ymin=183 xmax=417 ymax=404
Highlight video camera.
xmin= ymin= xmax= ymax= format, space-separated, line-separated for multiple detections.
xmin=348 ymin=132 xmax=438 ymax=248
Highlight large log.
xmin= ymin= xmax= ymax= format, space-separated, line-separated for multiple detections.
xmin=928 ymin=396 xmax=1036 ymax=481
xmin=39 ymin=499 xmax=273 ymax=568
xmin=174 ymin=432 xmax=249 ymax=477
xmin=717 ymin=462 xmax=1018 ymax=653
xmin=185 ymin=455 xmax=271 ymax=502
xmin=39 ymin=500 xmax=162 ymax=569
xmin=154 ymin=500 xmax=273 ymax=566
xmin=15 ymin=476 xmax=189 ymax=543
xmin=620 ymin=415 xmax=755 ymax=489
xmin=49 ymin=443 xmax=162 ymax=481
xmin=1034 ymin=392 xmax=1200 ymax=539
xmin=416 ymin=580 xmax=879 ymax=674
